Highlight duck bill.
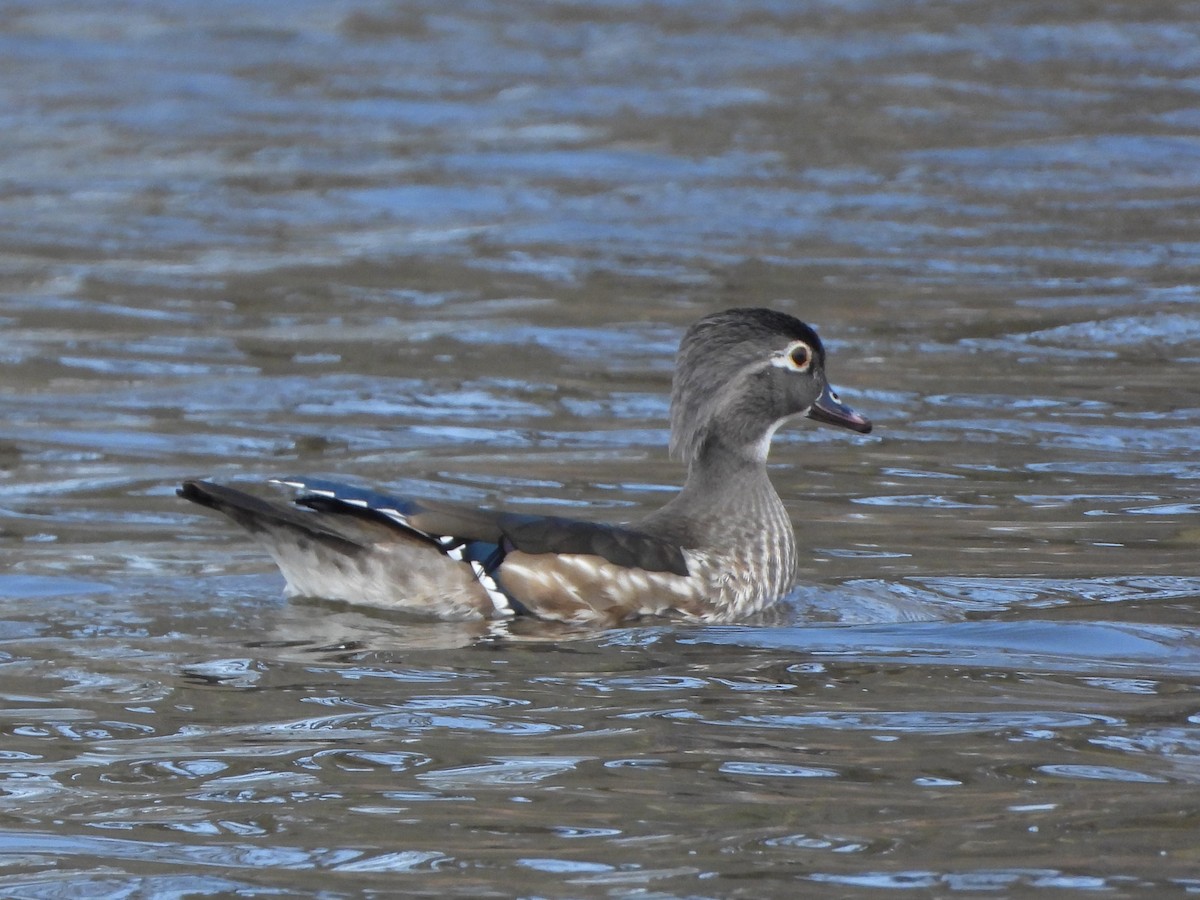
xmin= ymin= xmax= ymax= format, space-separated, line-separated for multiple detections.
xmin=807 ymin=385 xmax=872 ymax=434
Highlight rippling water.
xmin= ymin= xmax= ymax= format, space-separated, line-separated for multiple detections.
xmin=3 ymin=1 xmax=1200 ymax=895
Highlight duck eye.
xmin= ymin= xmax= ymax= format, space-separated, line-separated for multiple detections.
xmin=787 ymin=343 xmax=812 ymax=371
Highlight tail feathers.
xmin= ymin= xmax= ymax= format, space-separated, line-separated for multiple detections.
xmin=178 ymin=479 xmax=500 ymax=619
xmin=178 ymin=480 xmax=366 ymax=554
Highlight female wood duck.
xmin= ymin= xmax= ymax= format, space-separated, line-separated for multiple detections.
xmin=179 ymin=308 xmax=871 ymax=626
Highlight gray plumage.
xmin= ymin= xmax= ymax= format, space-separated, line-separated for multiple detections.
xmin=179 ymin=307 xmax=871 ymax=625
xmin=668 ymin=308 xmax=829 ymax=464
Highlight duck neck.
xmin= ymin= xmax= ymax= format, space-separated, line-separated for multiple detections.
xmin=642 ymin=432 xmax=795 ymax=555
xmin=685 ymin=434 xmax=774 ymax=499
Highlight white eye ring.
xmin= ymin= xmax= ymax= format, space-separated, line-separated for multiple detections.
xmin=773 ymin=340 xmax=814 ymax=373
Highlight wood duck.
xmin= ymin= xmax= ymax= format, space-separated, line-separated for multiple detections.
xmin=179 ymin=308 xmax=871 ymax=626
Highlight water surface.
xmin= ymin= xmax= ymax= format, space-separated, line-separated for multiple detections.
xmin=2 ymin=1 xmax=1199 ymax=895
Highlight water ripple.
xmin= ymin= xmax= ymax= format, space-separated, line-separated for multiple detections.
xmin=685 ymin=620 xmax=1200 ymax=677
xmin=3 ymin=0 xmax=1200 ymax=894
xmin=416 ymin=756 xmax=588 ymax=789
